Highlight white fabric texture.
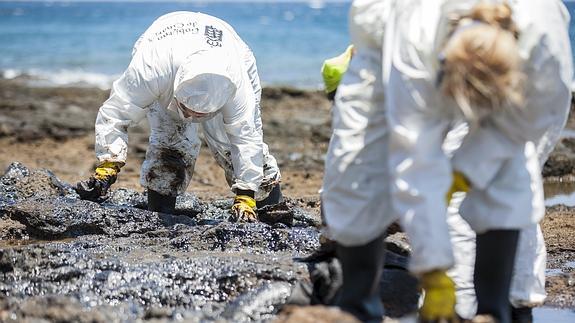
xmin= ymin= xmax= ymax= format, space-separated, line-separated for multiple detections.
xmin=443 ymin=1 xmax=571 ymax=307
xmin=385 ymin=0 xmax=572 ymax=273
xmin=94 ymin=11 xmax=280 ymax=195
xmin=321 ymin=0 xmax=395 ymax=247
xmin=444 ymin=122 xmax=549 ymax=315
xmin=447 ymin=143 xmax=548 ymax=318
xmin=173 ymin=50 xmax=237 ymax=115
xmin=323 ymin=0 xmax=571 ymax=273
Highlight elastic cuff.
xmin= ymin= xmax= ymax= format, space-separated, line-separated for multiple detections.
xmin=235 ymin=189 xmax=255 ymax=198
xmin=97 ymin=161 xmax=125 ymax=172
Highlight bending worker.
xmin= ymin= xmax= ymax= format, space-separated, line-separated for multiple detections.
xmin=321 ymin=0 xmax=572 ymax=322
xmin=76 ymin=11 xmax=282 ymax=221
xmin=322 ymin=52 xmax=553 ymax=322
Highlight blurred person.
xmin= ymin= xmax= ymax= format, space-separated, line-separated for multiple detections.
xmin=320 ymin=46 xmax=550 ymax=323
xmin=389 ymin=1 xmax=571 ymax=322
xmin=320 ymin=0 xmax=572 ymax=322
xmin=444 ymin=123 xmax=551 ymax=323
xmin=75 ymin=11 xmax=282 ymax=221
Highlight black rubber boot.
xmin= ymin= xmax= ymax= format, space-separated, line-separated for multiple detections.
xmin=336 ymin=235 xmax=385 ymax=323
xmin=147 ymin=190 xmax=176 ymax=214
xmin=474 ymin=230 xmax=520 ymax=323
xmin=256 ymin=183 xmax=283 ymax=208
xmin=511 ymin=305 xmax=533 ymax=323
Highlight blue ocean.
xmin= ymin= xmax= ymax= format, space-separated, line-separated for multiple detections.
xmin=0 ymin=0 xmax=574 ymax=89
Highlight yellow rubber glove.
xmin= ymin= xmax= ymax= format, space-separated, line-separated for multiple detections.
xmin=75 ymin=161 xmax=124 ymax=201
xmin=230 ymin=195 xmax=257 ymax=222
xmin=94 ymin=161 xmax=123 ymax=181
xmin=420 ymin=270 xmax=457 ymax=322
xmin=321 ymin=45 xmax=354 ymax=93
xmin=445 ymin=171 xmax=470 ymax=204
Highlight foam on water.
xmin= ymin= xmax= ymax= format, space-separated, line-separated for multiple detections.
xmin=1 ymin=68 xmax=118 ymax=89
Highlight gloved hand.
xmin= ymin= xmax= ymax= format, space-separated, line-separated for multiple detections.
xmin=321 ymin=44 xmax=355 ymax=94
xmin=75 ymin=161 xmax=123 ymax=201
xmin=419 ymin=269 xmax=458 ymax=323
xmin=445 ymin=170 xmax=470 ymax=204
xmin=230 ymin=195 xmax=257 ymax=222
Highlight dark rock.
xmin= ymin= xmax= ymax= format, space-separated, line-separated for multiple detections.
xmin=0 ymin=163 xmax=417 ymax=321
xmin=544 ymin=137 xmax=575 ymax=179
xmin=0 ymin=163 xmax=324 ymax=321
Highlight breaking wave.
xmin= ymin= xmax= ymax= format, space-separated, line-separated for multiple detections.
xmin=0 ymin=68 xmax=118 ymax=90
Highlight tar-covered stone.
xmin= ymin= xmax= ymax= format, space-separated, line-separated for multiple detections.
xmin=0 ymin=163 xmax=418 ymax=322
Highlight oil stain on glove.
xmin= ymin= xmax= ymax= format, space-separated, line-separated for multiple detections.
xmin=75 ymin=161 xmax=123 ymax=201
xmin=419 ymin=269 xmax=458 ymax=323
xmin=230 ymin=195 xmax=257 ymax=222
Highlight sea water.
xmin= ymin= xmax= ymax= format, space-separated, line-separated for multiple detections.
xmin=1 ymin=0 xmax=575 ymax=88
xmin=0 ymin=0 xmax=351 ymax=88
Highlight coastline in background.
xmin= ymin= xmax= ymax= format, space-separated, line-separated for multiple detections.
xmin=0 ymin=0 xmax=350 ymax=89
xmin=1 ymin=0 xmax=575 ymax=89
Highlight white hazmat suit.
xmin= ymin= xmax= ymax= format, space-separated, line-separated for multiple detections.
xmin=321 ymin=0 xmax=572 ymax=313
xmin=445 ymin=124 xmax=552 ymax=318
xmin=94 ymin=12 xmax=280 ymax=198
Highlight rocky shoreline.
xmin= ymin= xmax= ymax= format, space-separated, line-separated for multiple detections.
xmin=0 ymin=78 xmax=574 ymax=321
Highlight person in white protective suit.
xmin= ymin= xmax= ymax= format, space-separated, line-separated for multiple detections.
xmin=445 ymin=122 xmax=554 ymax=322
xmin=321 ymin=63 xmax=550 ymax=323
xmin=320 ymin=0 xmax=572 ymax=322
xmin=75 ymin=12 xmax=282 ymax=221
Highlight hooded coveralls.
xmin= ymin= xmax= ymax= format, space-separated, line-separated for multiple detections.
xmin=321 ymin=0 xmax=572 ymax=311
xmin=445 ymin=124 xmax=555 ymax=317
xmin=94 ymin=12 xmax=280 ymax=198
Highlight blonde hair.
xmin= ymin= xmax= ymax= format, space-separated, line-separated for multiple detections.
xmin=439 ymin=2 xmax=524 ymax=121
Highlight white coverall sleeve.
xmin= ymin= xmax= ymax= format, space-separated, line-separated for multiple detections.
xmin=239 ymin=40 xmax=262 ymax=111
xmin=387 ymin=67 xmax=455 ymax=273
xmin=221 ymin=76 xmax=264 ymax=192
xmin=95 ymin=51 xmax=168 ymax=163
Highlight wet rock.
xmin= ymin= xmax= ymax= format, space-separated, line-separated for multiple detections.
xmin=0 ymin=163 xmax=329 ymax=321
xmin=0 ymin=234 xmax=310 ymax=321
xmin=259 ymin=202 xmax=295 ymax=226
xmin=544 ymin=137 xmax=575 ymax=180
xmin=0 ymin=163 xmax=419 ymax=321
xmin=222 ymin=282 xmax=292 ymax=322
xmin=0 ymin=219 xmax=28 ymax=241
xmin=379 ymin=269 xmax=420 ymax=317
xmin=104 ymin=188 xmax=148 ymax=209
xmin=286 ymin=255 xmax=419 ymax=318
xmin=168 ymin=221 xmax=319 ymax=256
xmin=0 ymin=162 xmax=72 ymax=205
xmin=5 ymin=196 xmax=195 ymax=239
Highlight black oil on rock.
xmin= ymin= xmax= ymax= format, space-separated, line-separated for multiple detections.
xmin=0 ymin=162 xmax=418 ymax=322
